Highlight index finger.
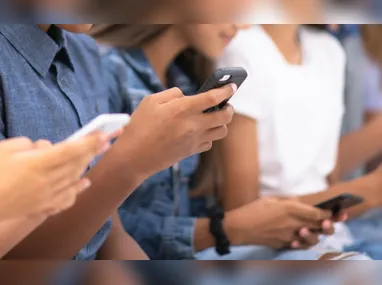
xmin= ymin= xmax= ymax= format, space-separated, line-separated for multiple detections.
xmin=44 ymin=132 xmax=108 ymax=167
xmin=0 ymin=137 xmax=34 ymax=153
xmin=287 ymin=201 xmax=332 ymax=221
xmin=182 ymin=84 xmax=237 ymax=112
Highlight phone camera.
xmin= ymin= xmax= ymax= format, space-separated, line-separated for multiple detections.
xmin=219 ymin=75 xmax=231 ymax=82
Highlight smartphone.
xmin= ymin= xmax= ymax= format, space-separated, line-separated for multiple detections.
xmin=197 ymin=67 xmax=248 ymax=113
xmin=315 ymin=194 xmax=364 ymax=216
xmin=66 ymin=114 xmax=130 ymax=141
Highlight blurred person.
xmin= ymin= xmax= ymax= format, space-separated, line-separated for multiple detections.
xmin=360 ymin=25 xmax=382 ymax=129
xmin=92 ymin=23 xmax=343 ymax=261
xmin=217 ymin=24 xmax=381 ymax=260
xmin=344 ymin=25 xmax=381 ymax=172
xmin=343 ymin=24 xmax=382 ymax=260
xmin=0 ymin=134 xmax=109 ymax=258
xmin=332 ymin=24 xmax=364 ymax=181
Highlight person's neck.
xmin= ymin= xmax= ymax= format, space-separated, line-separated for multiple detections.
xmin=37 ymin=24 xmax=51 ymax=32
xmin=143 ymin=28 xmax=187 ymax=87
xmin=261 ymin=24 xmax=302 ymax=65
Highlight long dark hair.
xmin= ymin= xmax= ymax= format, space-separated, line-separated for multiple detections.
xmin=91 ymin=24 xmax=215 ymax=85
xmin=91 ymin=24 xmax=218 ymax=196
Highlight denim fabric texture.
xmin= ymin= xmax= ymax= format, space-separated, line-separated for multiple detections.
xmin=0 ymin=24 xmax=130 ymax=261
xmin=103 ymin=48 xmax=201 ymax=260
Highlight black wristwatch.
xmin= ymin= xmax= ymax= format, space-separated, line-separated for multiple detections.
xmin=206 ymin=205 xmax=231 ymax=256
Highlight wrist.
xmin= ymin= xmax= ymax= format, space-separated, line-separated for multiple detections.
xmin=107 ymin=140 xmax=149 ymax=183
xmin=223 ymin=211 xmax=244 ymax=246
xmin=92 ymin=144 xmax=146 ymax=195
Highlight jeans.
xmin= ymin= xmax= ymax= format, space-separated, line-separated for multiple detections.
xmin=346 ymin=208 xmax=382 ymax=260
xmin=196 ymin=245 xmax=371 ymax=261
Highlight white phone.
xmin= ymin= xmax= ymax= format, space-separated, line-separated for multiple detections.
xmin=66 ymin=114 xmax=130 ymax=141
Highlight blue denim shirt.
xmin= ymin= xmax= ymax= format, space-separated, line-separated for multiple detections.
xmin=104 ymin=48 xmax=202 ymax=259
xmin=0 ymin=24 xmax=129 ymax=260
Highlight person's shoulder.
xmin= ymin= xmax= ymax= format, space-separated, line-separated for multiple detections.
xmin=65 ymin=32 xmax=99 ymax=53
xmin=227 ymin=25 xmax=268 ymax=53
xmin=303 ymin=26 xmax=345 ymax=61
xmin=221 ymin=25 xmax=269 ymax=67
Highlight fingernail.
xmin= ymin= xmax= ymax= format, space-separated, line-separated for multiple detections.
xmin=101 ymin=142 xmax=110 ymax=153
xmin=82 ymin=179 xmax=92 ymax=190
xmin=291 ymin=241 xmax=300 ymax=249
xmin=322 ymin=220 xmax=332 ymax=230
xmin=300 ymin=228 xmax=310 ymax=237
xmin=230 ymin=83 xmax=237 ymax=93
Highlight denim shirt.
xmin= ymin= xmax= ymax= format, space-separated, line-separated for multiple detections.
xmin=104 ymin=48 xmax=201 ymax=259
xmin=0 ymin=24 xmax=129 ymax=261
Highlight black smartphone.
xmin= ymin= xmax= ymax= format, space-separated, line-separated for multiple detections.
xmin=197 ymin=67 xmax=248 ymax=113
xmin=315 ymin=194 xmax=364 ymax=216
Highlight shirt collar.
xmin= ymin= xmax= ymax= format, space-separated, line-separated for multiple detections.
xmin=0 ymin=24 xmax=74 ymax=77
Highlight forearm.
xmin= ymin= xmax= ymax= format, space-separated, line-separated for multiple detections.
xmin=193 ymin=218 xmax=214 ymax=252
xmin=338 ymin=122 xmax=382 ymax=177
xmin=4 ymin=149 xmax=144 ymax=259
xmin=97 ymin=214 xmax=148 ymax=260
xmin=221 ymin=182 xmax=260 ymax=211
xmin=299 ymin=173 xmax=382 ymax=218
xmin=0 ymin=216 xmax=46 ymax=258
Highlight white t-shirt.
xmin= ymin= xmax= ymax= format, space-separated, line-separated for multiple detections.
xmin=219 ymin=25 xmax=345 ymax=197
xmin=219 ymin=25 xmax=353 ymax=250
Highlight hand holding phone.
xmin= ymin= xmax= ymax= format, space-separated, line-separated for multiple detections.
xmin=66 ymin=114 xmax=130 ymax=142
xmin=197 ymin=67 xmax=248 ymax=113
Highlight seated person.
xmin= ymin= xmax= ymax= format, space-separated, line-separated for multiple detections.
xmin=344 ymin=24 xmax=382 ymax=260
xmin=217 ymin=24 xmax=379 ymax=260
xmin=92 ymin=23 xmax=353 ymax=261
xmin=0 ymin=0 xmax=234 ymax=279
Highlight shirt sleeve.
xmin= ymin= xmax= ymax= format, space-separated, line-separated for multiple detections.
xmin=217 ymin=43 xmax=269 ymax=121
xmin=119 ymin=207 xmax=197 ymax=260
